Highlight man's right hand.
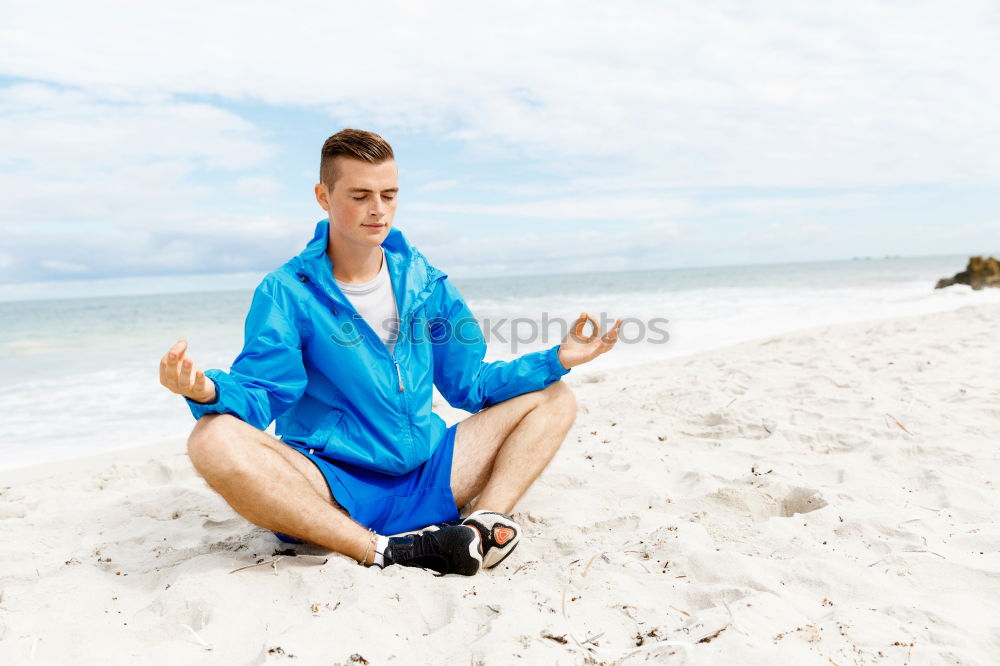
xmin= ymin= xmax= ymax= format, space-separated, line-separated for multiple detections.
xmin=159 ymin=339 xmax=217 ymax=404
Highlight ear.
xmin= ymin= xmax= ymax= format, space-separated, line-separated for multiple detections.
xmin=314 ymin=183 xmax=331 ymax=212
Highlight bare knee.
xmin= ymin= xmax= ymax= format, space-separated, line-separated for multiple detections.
xmin=542 ymin=381 xmax=577 ymax=425
xmin=187 ymin=414 xmax=247 ymax=479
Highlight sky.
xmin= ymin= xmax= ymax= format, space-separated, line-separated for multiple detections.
xmin=1 ymin=0 xmax=999 ymax=287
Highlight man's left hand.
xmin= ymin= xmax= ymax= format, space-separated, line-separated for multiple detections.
xmin=557 ymin=312 xmax=622 ymax=370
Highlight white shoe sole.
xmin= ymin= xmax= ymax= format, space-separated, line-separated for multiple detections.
xmin=463 ymin=511 xmax=521 ymax=569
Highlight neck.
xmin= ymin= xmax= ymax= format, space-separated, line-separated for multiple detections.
xmin=328 ymin=238 xmax=383 ymax=284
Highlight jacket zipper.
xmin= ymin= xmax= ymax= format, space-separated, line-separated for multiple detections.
xmin=392 ymin=357 xmax=405 ymax=392
xmin=301 ymin=270 xmax=404 ymax=391
xmin=299 ymin=268 xmax=444 ymax=467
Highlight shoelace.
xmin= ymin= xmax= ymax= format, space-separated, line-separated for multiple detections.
xmin=393 ymin=533 xmax=450 ymax=576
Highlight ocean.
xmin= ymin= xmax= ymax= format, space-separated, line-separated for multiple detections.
xmin=1 ymin=254 xmax=996 ymax=471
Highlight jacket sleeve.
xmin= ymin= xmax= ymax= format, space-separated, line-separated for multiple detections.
xmin=185 ymin=284 xmax=308 ymax=430
xmin=429 ymin=277 xmax=570 ymax=413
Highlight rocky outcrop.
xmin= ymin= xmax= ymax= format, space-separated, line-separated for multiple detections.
xmin=935 ymin=256 xmax=1000 ymax=290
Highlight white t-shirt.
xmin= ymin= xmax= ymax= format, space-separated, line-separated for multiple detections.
xmin=335 ymin=248 xmax=400 ymax=355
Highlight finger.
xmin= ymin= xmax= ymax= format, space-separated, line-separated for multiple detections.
xmin=572 ymin=312 xmax=589 ymax=340
xmin=167 ymin=339 xmax=187 ymax=360
xmin=601 ymin=318 xmax=623 ymax=344
xmin=186 ymin=360 xmax=200 ymax=394
xmin=193 ymin=368 xmax=208 ymax=398
xmin=177 ymin=357 xmax=196 ymax=392
xmin=574 ymin=312 xmax=599 ymax=342
xmin=161 ymin=350 xmax=182 ymax=391
xmin=161 ymin=341 xmax=191 ymax=393
xmin=169 ymin=350 xmax=188 ymax=391
xmin=164 ymin=339 xmax=188 ymax=373
xmin=597 ymin=319 xmax=623 ymax=353
xmin=174 ymin=342 xmax=194 ymax=381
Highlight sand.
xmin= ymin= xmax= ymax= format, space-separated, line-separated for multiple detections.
xmin=1 ymin=304 xmax=998 ymax=665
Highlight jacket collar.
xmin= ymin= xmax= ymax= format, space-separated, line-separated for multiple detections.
xmin=292 ymin=219 xmax=442 ymax=317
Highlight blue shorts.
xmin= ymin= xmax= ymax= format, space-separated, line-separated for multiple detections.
xmin=283 ymin=423 xmax=461 ymax=537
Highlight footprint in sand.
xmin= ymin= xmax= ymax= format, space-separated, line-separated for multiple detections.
xmin=135 ymin=596 xmax=212 ymax=642
xmin=0 ymin=502 xmax=27 ymax=519
xmin=139 ymin=457 xmax=198 ymax=485
xmin=124 ymin=486 xmax=214 ymax=522
xmin=704 ymin=485 xmax=828 ymax=523
xmin=585 ymin=451 xmax=632 ymax=471
xmin=777 ymin=486 xmax=829 ymax=518
xmin=680 ymin=409 xmax=777 ymax=441
xmin=413 ymin=592 xmax=456 ymax=634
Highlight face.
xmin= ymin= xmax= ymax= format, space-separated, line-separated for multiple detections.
xmin=314 ymin=157 xmax=399 ymax=248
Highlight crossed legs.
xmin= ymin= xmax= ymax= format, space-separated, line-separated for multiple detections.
xmin=451 ymin=380 xmax=577 ymax=512
xmin=186 ymin=381 xmax=577 ymax=564
xmin=187 ymin=414 xmax=373 ymax=562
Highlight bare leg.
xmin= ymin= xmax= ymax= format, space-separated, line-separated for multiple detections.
xmin=187 ymin=414 xmax=373 ymax=563
xmin=451 ymin=381 xmax=577 ymax=514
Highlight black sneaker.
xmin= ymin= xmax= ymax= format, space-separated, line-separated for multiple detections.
xmin=462 ymin=510 xmax=521 ymax=569
xmin=382 ymin=524 xmax=483 ymax=576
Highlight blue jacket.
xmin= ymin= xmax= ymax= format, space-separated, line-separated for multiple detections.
xmin=187 ymin=220 xmax=570 ymax=475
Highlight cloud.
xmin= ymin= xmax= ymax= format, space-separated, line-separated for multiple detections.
xmin=416 ymin=179 xmax=459 ymax=193
xmin=712 ymin=193 xmax=875 ymax=216
xmin=0 ymin=82 xmax=273 ymax=172
xmin=40 ymin=260 xmax=89 ymax=274
xmin=409 ymin=194 xmax=696 ymax=221
xmin=235 ymin=175 xmax=283 ymax=199
xmin=404 ymin=218 xmax=685 ymax=277
xmin=800 ymin=224 xmax=832 ymax=235
xmin=0 ymin=80 xmax=291 ymax=283
xmin=2 ymin=212 xmax=310 ymax=283
xmin=1 ymin=1 xmax=998 ymax=188
xmin=1 ymin=1 xmax=999 ymax=284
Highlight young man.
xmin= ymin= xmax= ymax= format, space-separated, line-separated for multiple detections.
xmin=159 ymin=129 xmax=621 ymax=576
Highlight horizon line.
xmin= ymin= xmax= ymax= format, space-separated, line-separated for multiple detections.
xmin=0 ymin=250 xmax=986 ymax=304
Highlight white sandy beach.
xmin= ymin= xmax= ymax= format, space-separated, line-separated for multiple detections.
xmin=1 ymin=304 xmax=998 ymax=665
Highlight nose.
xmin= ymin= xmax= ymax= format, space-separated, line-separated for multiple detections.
xmin=369 ymin=197 xmax=385 ymax=217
